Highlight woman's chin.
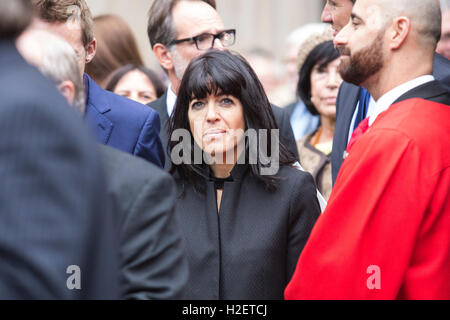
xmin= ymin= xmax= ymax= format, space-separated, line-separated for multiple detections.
xmin=203 ymin=146 xmax=238 ymax=165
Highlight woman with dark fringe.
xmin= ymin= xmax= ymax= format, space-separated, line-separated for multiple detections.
xmin=168 ymin=50 xmax=321 ymax=300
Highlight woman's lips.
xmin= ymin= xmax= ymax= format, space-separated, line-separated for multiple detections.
xmin=203 ymin=129 xmax=227 ymax=137
xmin=324 ymin=97 xmax=337 ymax=105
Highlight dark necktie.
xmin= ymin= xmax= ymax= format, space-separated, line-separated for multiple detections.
xmin=353 ymin=87 xmax=371 ymax=130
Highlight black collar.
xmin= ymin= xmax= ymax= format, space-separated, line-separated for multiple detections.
xmin=393 ymin=80 xmax=449 ymax=105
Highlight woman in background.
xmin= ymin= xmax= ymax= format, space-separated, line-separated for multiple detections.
xmin=85 ymin=14 xmax=143 ymax=86
xmin=105 ymin=64 xmax=166 ymax=105
xmin=168 ymin=50 xmax=321 ymax=300
xmin=296 ymin=32 xmax=342 ymax=200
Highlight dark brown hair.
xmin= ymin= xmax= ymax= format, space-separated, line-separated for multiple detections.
xmin=0 ymin=0 xmax=33 ymax=39
xmin=169 ymin=50 xmax=296 ymax=193
xmin=32 ymin=0 xmax=94 ymax=48
xmin=85 ymin=14 xmax=144 ymax=86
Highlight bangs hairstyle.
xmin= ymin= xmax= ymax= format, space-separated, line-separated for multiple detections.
xmin=297 ymin=40 xmax=340 ymax=115
xmin=169 ymin=50 xmax=296 ymax=193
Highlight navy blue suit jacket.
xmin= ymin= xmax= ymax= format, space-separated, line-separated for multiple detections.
xmin=84 ymin=74 xmax=165 ymax=168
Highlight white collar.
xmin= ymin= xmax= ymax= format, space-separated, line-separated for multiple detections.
xmin=166 ymin=84 xmax=178 ymax=117
xmin=369 ymin=75 xmax=435 ymax=126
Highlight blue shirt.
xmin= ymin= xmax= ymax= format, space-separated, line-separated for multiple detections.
xmin=290 ymin=100 xmax=320 ymax=140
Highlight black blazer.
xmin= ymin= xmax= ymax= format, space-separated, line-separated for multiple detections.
xmin=100 ymin=145 xmax=188 ymax=300
xmin=148 ymin=92 xmax=300 ymax=169
xmin=393 ymin=80 xmax=450 ymax=105
xmin=0 ymin=40 xmax=119 ymax=299
xmin=331 ymin=53 xmax=450 ymax=184
xmin=172 ymin=165 xmax=321 ymax=300
xmin=284 ymin=101 xmax=297 ymax=117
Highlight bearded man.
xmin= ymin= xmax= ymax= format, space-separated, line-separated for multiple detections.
xmin=285 ymin=0 xmax=450 ymax=300
xmin=322 ymin=0 xmax=450 ymax=184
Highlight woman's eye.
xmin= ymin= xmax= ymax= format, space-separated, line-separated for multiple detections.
xmin=317 ymin=68 xmax=326 ymax=74
xmin=351 ymin=21 xmax=360 ymax=28
xmin=191 ymin=101 xmax=204 ymax=109
xmin=118 ymin=92 xmax=130 ymax=98
xmin=220 ymin=98 xmax=233 ymax=105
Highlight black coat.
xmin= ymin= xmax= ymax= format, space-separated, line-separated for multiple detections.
xmin=148 ymin=92 xmax=300 ymax=170
xmin=173 ymin=164 xmax=321 ymax=300
xmin=100 ymin=145 xmax=189 ymax=299
xmin=331 ymin=53 xmax=450 ymax=184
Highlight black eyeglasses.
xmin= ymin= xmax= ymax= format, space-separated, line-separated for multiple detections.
xmin=170 ymin=29 xmax=236 ymax=51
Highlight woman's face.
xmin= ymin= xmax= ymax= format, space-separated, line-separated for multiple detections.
xmin=310 ymin=57 xmax=343 ymax=118
xmin=114 ymin=70 xmax=158 ymax=105
xmin=188 ymin=93 xmax=246 ymax=161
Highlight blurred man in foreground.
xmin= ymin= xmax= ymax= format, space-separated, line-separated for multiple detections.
xmin=17 ymin=29 xmax=189 ymax=300
xmin=0 ymin=0 xmax=119 ymax=299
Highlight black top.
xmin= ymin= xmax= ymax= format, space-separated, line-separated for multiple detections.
xmin=173 ymin=164 xmax=321 ymax=299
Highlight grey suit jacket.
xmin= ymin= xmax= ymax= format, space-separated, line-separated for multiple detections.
xmin=148 ymin=91 xmax=300 ymax=170
xmin=100 ymin=145 xmax=188 ymax=300
xmin=331 ymin=53 xmax=450 ymax=184
xmin=0 ymin=40 xmax=119 ymax=299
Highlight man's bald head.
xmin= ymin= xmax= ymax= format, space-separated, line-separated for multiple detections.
xmin=334 ymin=0 xmax=440 ymax=98
xmin=363 ymin=0 xmax=441 ymax=48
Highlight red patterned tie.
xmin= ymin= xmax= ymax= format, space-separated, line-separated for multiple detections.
xmin=346 ymin=117 xmax=370 ymax=153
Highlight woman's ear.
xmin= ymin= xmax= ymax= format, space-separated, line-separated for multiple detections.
xmin=58 ymin=80 xmax=76 ymax=106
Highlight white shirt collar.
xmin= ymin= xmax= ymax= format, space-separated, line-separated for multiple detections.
xmin=166 ymin=84 xmax=178 ymax=117
xmin=369 ymin=75 xmax=435 ymax=126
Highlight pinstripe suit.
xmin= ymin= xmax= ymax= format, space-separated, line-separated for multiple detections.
xmin=0 ymin=40 xmax=119 ymax=299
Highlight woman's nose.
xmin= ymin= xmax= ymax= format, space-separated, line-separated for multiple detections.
xmin=205 ymin=102 xmax=220 ymax=122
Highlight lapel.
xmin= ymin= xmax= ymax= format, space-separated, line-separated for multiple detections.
xmin=284 ymin=101 xmax=297 ymax=117
xmin=149 ymin=92 xmax=169 ymax=125
xmin=83 ymin=74 xmax=114 ymax=145
xmin=393 ymin=80 xmax=449 ymax=105
xmin=148 ymin=92 xmax=171 ymax=169
xmin=433 ymin=53 xmax=450 ymax=81
xmin=340 ymin=83 xmax=361 ymax=145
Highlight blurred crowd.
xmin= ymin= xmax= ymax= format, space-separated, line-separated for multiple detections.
xmin=0 ymin=0 xmax=449 ymax=300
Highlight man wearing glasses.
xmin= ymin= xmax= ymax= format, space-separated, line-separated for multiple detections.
xmin=147 ymin=0 xmax=299 ymax=169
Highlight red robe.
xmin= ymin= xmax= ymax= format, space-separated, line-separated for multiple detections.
xmin=285 ymin=98 xmax=450 ymax=300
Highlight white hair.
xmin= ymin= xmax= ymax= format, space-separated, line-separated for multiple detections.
xmin=17 ymin=29 xmax=85 ymax=113
xmin=286 ymin=23 xmax=330 ymax=51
